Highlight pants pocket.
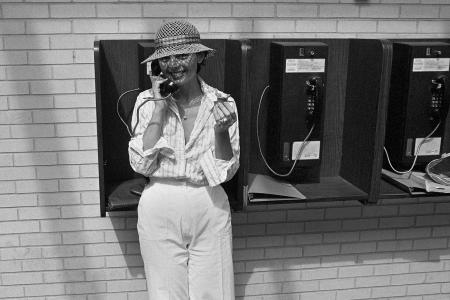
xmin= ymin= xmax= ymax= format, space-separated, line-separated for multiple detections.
xmin=137 ymin=187 xmax=168 ymax=241
xmin=208 ymin=186 xmax=232 ymax=236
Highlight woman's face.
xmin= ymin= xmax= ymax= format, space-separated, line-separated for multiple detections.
xmin=158 ymin=52 xmax=204 ymax=88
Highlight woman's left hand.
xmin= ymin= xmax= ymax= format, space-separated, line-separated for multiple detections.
xmin=213 ymin=99 xmax=236 ymax=132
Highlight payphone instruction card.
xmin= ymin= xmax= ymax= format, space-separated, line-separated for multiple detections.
xmin=412 ymin=58 xmax=449 ymax=72
xmin=285 ymin=59 xmax=325 ymax=73
xmin=414 ymin=137 xmax=441 ymax=156
xmin=248 ymin=173 xmax=306 ymax=200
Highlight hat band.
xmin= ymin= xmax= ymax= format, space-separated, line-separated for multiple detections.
xmin=155 ymin=34 xmax=200 ymax=49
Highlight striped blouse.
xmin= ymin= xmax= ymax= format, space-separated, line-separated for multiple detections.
xmin=128 ymin=79 xmax=240 ymax=187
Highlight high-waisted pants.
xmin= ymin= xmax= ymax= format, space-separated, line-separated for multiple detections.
xmin=137 ymin=179 xmax=235 ymax=300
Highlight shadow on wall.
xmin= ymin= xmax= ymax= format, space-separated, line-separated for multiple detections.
xmin=108 ymin=211 xmax=146 ymax=277
xmin=2 ymin=43 xmax=121 ymax=292
xmin=231 ymin=198 xmax=450 ymax=299
xmin=4 ymin=46 xmax=96 ymax=289
xmin=53 ymin=194 xmax=450 ymax=298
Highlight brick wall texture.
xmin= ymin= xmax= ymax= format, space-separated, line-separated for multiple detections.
xmin=1 ymin=1 xmax=450 ymax=299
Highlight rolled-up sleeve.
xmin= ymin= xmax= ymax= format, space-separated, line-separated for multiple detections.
xmin=199 ymin=100 xmax=240 ymax=187
xmin=128 ymin=91 xmax=174 ymax=176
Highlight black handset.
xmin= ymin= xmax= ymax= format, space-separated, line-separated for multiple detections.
xmin=305 ymin=76 xmax=322 ymax=130
xmin=150 ymin=61 xmax=178 ymax=97
xmin=430 ymin=74 xmax=448 ymax=125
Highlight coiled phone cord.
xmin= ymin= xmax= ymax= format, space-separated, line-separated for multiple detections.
xmin=116 ymin=88 xmax=141 ymax=137
xmin=257 ymin=85 xmax=315 ymax=177
xmin=383 ymin=120 xmax=441 ymax=175
xmin=116 ymin=88 xmax=171 ymax=137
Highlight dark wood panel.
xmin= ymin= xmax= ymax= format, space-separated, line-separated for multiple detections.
xmin=341 ymin=39 xmax=393 ymax=204
xmin=380 ymin=179 xmax=426 ymax=198
xmin=249 ymin=176 xmax=367 ymax=204
xmin=295 ymin=176 xmax=367 ymax=200
xmin=319 ymin=39 xmax=349 ymax=177
xmin=248 ymin=39 xmax=274 ymax=176
xmin=95 ymin=40 xmax=146 ymax=217
xmin=94 ymin=41 xmax=105 ymax=216
xmin=234 ymin=40 xmax=252 ymax=211
xmin=223 ymin=40 xmax=248 ymax=212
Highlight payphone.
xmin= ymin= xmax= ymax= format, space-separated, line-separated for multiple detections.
xmin=384 ymin=41 xmax=450 ymax=172
xmin=265 ymin=42 xmax=327 ymax=182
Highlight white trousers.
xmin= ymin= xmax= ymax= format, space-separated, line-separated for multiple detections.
xmin=137 ymin=179 xmax=235 ymax=300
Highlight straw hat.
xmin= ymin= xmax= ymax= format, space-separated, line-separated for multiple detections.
xmin=141 ymin=20 xmax=215 ymax=64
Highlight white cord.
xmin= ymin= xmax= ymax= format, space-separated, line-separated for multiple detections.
xmin=384 ymin=121 xmax=441 ymax=175
xmin=116 ymin=88 xmax=171 ymax=137
xmin=116 ymin=88 xmax=141 ymax=137
xmin=256 ymin=85 xmax=316 ymax=177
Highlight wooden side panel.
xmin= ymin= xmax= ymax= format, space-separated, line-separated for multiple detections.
xmin=341 ymin=39 xmax=393 ymax=203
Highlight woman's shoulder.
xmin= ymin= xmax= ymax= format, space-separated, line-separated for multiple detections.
xmin=132 ymin=89 xmax=157 ymax=116
xmin=138 ymin=89 xmax=153 ymax=99
xmin=135 ymin=89 xmax=153 ymax=105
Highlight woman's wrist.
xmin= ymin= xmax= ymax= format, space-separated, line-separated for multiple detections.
xmin=153 ymin=101 xmax=167 ymax=118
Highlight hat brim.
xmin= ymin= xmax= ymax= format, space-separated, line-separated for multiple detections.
xmin=141 ymin=43 xmax=215 ymax=64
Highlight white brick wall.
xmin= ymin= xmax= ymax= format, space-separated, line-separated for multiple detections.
xmin=0 ymin=1 xmax=449 ymax=299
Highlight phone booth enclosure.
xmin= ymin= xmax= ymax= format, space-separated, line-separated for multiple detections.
xmin=384 ymin=41 xmax=450 ymax=170
xmin=94 ymin=39 xmax=245 ymax=216
xmin=243 ymin=39 xmax=394 ymax=205
xmin=266 ymin=42 xmax=327 ymax=183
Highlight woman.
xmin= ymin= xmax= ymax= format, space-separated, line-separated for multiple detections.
xmin=128 ymin=20 xmax=239 ymax=299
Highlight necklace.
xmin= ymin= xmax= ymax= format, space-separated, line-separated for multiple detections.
xmin=184 ymin=94 xmax=203 ymax=107
xmin=179 ymin=94 xmax=203 ymax=120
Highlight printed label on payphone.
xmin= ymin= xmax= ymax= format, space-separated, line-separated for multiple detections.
xmin=413 ymin=58 xmax=450 ymax=72
xmin=285 ymin=59 xmax=326 ymax=73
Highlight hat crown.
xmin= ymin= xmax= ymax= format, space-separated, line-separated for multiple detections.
xmin=155 ymin=20 xmax=200 ymax=42
xmin=141 ymin=20 xmax=215 ymax=63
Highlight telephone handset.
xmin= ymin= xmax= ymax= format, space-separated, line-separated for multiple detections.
xmin=305 ymin=76 xmax=322 ymax=130
xmin=150 ymin=61 xmax=178 ymax=97
xmin=430 ymin=74 xmax=448 ymax=125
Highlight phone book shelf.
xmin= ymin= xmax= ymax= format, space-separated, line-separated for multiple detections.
xmin=94 ymin=38 xmax=450 ymax=217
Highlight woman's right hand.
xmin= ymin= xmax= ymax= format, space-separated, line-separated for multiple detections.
xmin=149 ymin=74 xmax=169 ymax=112
xmin=150 ymin=74 xmax=168 ymax=99
xmin=142 ymin=75 xmax=169 ymax=150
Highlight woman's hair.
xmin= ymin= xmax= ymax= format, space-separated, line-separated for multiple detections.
xmin=196 ymin=51 xmax=207 ymax=73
